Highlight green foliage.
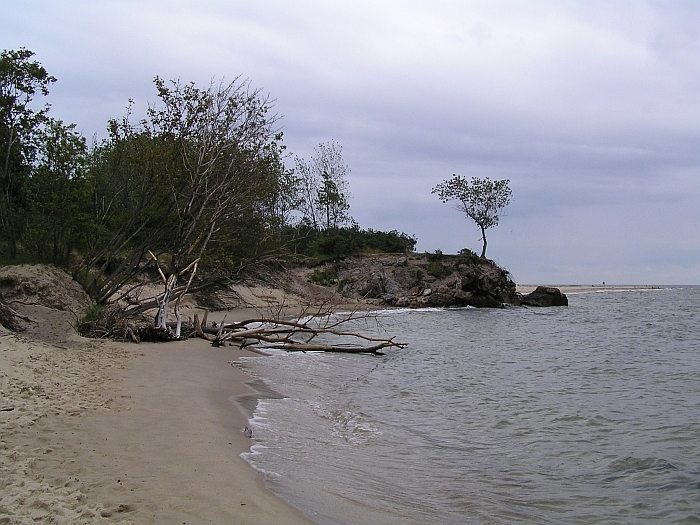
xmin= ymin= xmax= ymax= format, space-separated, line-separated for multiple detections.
xmin=426 ymin=260 xmax=451 ymax=279
xmin=0 ymin=48 xmax=420 ymax=313
xmin=0 ymin=48 xmax=57 ymax=259
xmin=75 ymin=76 xmax=284 ymax=303
xmin=457 ymin=248 xmax=480 ymax=264
xmin=432 ymin=175 xmax=511 ymax=258
xmin=23 ymin=119 xmax=90 ymax=265
xmin=427 ymin=249 xmax=443 ymax=261
xmin=81 ymin=303 xmax=104 ymax=324
xmin=308 ymin=267 xmax=338 ymax=287
xmin=286 ymin=226 xmax=416 ymax=259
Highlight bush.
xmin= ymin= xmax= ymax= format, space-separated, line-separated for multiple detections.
xmin=457 ymin=248 xmax=480 ymax=264
xmin=309 ymin=267 xmax=338 ymax=287
xmin=283 ymin=226 xmax=417 ymax=258
xmin=427 ymin=260 xmax=451 ymax=278
xmin=427 ymin=249 xmax=443 ymax=262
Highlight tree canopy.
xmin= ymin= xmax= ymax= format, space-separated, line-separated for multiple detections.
xmin=0 ymin=47 xmax=58 ymax=258
xmin=432 ymin=175 xmax=511 ymax=258
xmin=0 ymin=48 xmax=417 ymax=317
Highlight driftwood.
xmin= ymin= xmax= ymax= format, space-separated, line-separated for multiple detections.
xmin=197 ymin=313 xmax=406 ymax=355
xmin=148 ymin=251 xmax=200 ymax=338
xmin=110 ymin=262 xmax=405 ymax=355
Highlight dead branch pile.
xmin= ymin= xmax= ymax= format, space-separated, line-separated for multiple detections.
xmin=197 ymin=314 xmax=405 ymax=355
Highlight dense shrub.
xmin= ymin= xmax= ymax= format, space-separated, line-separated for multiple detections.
xmin=284 ymin=226 xmax=416 ymax=258
xmin=426 ymin=260 xmax=451 ymax=278
xmin=309 ymin=267 xmax=339 ymax=286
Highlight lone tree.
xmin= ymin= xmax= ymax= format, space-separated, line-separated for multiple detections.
xmin=432 ymin=175 xmax=511 ymax=258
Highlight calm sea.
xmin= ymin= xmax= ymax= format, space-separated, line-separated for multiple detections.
xmin=236 ymin=287 xmax=700 ymax=524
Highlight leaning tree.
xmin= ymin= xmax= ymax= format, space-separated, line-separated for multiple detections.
xmin=75 ymin=76 xmax=285 ymax=334
xmin=432 ymin=175 xmax=511 ymax=258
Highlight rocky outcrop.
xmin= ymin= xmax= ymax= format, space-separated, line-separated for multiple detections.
xmin=521 ymin=286 xmax=569 ymax=307
xmin=309 ymin=252 xmax=520 ymax=309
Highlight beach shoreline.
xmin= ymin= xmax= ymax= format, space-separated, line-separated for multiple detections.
xmin=1 ymin=308 xmax=316 ymax=524
xmin=1 ymin=264 xmax=670 ymax=523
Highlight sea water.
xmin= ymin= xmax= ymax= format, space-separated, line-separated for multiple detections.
xmin=237 ymin=287 xmax=700 ymax=524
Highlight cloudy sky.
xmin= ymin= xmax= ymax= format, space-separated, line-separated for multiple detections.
xmin=6 ymin=1 xmax=700 ymax=284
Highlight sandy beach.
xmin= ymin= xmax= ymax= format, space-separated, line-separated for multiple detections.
xmin=0 ymin=266 xmax=316 ymax=524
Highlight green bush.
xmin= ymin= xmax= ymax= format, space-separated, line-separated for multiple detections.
xmin=427 ymin=249 xmax=443 ymax=262
xmin=457 ymin=248 xmax=480 ymax=264
xmin=284 ymin=226 xmax=417 ymax=258
xmin=309 ymin=267 xmax=338 ymax=287
xmin=426 ymin=260 xmax=451 ymax=278
xmin=81 ymin=303 xmax=104 ymax=324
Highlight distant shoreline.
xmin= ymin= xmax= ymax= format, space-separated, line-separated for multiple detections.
xmin=516 ymin=284 xmax=666 ymax=295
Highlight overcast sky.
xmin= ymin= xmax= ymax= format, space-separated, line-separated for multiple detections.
xmin=6 ymin=1 xmax=700 ymax=284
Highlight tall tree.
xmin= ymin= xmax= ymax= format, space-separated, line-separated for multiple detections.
xmin=77 ymin=76 xmax=283 ymax=312
xmin=24 ymin=118 xmax=89 ymax=264
xmin=294 ymin=140 xmax=352 ymax=230
xmin=0 ymin=48 xmax=56 ymax=258
xmin=432 ymin=175 xmax=511 ymax=258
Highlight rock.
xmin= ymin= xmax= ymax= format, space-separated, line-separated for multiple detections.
xmin=453 ymin=290 xmax=473 ymax=304
xmin=426 ymin=293 xmax=453 ymax=307
xmin=384 ymin=279 xmax=401 ymax=295
xmin=381 ymin=293 xmax=397 ymax=305
xmin=468 ymin=294 xmax=505 ymax=308
xmin=395 ymin=296 xmax=411 ymax=307
xmin=359 ymin=270 xmax=386 ymax=298
xmin=393 ymin=266 xmax=422 ymax=288
xmin=311 ymin=253 xmax=521 ymax=309
xmin=521 ymin=286 xmax=568 ymax=307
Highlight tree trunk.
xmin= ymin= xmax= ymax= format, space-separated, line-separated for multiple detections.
xmin=479 ymin=224 xmax=487 ymax=258
xmin=155 ymin=274 xmax=177 ymax=329
xmin=174 ymin=302 xmax=182 ymax=339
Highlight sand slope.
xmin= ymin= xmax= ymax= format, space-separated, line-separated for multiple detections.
xmin=0 ymin=265 xmax=314 ymax=524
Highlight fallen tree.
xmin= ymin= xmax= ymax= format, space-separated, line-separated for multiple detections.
xmin=199 ymin=314 xmax=405 ymax=355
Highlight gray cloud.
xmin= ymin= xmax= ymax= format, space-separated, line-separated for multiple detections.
xmin=5 ymin=0 xmax=699 ymax=283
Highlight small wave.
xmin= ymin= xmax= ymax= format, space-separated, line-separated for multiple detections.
xmin=330 ymin=408 xmax=382 ymax=444
xmin=585 ymin=414 xmax=615 ymax=427
xmin=240 ymin=452 xmax=281 ymax=480
xmin=608 ymin=456 xmax=679 ymax=474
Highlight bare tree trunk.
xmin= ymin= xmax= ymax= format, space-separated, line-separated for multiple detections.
xmin=479 ymin=224 xmax=487 ymax=258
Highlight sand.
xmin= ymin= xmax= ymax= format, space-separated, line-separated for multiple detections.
xmin=0 ymin=265 xmax=315 ymax=524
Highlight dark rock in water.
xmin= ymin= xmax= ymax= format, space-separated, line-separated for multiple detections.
xmin=425 ymin=293 xmax=454 ymax=307
xmin=468 ymin=293 xmax=506 ymax=308
xmin=521 ymin=286 xmax=568 ymax=307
